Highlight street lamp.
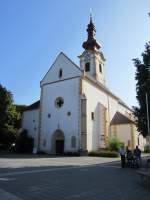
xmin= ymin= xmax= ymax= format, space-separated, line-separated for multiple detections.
xmin=146 ymin=92 xmax=150 ymax=144
xmin=146 ymin=66 xmax=150 ymax=144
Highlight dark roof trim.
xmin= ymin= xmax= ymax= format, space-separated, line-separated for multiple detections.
xmin=84 ymin=74 xmax=132 ymax=111
xmin=110 ymin=111 xmax=134 ymax=125
xmin=84 ymin=74 xmax=118 ymax=99
xmin=118 ymin=99 xmax=132 ymax=112
xmin=41 ymin=76 xmax=80 ymax=86
xmin=24 ymin=100 xmax=40 ymax=111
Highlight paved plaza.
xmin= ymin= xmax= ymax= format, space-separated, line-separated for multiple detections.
xmin=0 ymin=154 xmax=149 ymax=200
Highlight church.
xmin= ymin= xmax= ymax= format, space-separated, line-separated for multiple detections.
xmin=22 ymin=16 xmax=146 ymax=154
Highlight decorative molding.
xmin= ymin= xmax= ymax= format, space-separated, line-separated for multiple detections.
xmin=99 ymin=103 xmax=108 ymax=147
xmin=37 ymin=85 xmax=43 ymax=151
xmin=111 ymin=125 xmax=117 ymax=137
xmin=130 ymin=124 xmax=135 ymax=149
xmin=78 ymin=78 xmax=81 ymax=149
xmin=80 ymin=82 xmax=87 ymax=150
xmin=41 ymin=76 xmax=81 ymax=86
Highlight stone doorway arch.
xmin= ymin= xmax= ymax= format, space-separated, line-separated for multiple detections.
xmin=51 ymin=129 xmax=65 ymax=155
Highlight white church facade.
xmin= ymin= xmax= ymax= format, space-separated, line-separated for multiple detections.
xmin=22 ymin=17 xmax=146 ymax=154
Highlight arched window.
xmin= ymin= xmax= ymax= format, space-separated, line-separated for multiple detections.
xmin=71 ymin=136 xmax=76 ymax=148
xmin=91 ymin=112 xmax=95 ymax=120
xmin=99 ymin=64 xmax=102 ymax=73
xmin=85 ymin=62 xmax=90 ymax=72
xmin=59 ymin=69 xmax=62 ymax=78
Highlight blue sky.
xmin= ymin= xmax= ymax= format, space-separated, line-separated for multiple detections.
xmin=0 ymin=0 xmax=150 ymax=107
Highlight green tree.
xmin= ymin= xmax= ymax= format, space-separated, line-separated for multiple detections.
xmin=0 ymin=84 xmax=21 ymax=149
xmin=133 ymin=42 xmax=150 ymax=137
xmin=14 ymin=105 xmax=26 ymax=129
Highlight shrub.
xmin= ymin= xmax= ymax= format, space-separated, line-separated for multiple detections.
xmin=15 ymin=129 xmax=34 ymax=153
xmin=0 ymin=127 xmax=16 ymax=151
xmin=88 ymin=150 xmax=119 ymax=158
xmin=108 ymin=137 xmax=123 ymax=151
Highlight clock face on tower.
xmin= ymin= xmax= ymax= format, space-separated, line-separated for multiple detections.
xmin=84 ymin=52 xmax=91 ymax=60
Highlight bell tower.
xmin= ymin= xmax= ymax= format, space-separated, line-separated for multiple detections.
xmin=79 ymin=15 xmax=106 ymax=85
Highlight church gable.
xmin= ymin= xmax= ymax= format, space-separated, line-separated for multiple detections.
xmin=41 ymin=52 xmax=83 ymax=85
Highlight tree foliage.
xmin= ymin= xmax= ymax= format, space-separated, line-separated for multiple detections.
xmin=15 ymin=104 xmax=26 ymax=129
xmin=133 ymin=42 xmax=150 ymax=137
xmin=108 ymin=137 xmax=123 ymax=151
xmin=0 ymin=84 xmax=21 ymax=149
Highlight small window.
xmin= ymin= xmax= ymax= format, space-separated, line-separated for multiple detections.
xmin=67 ymin=111 xmax=71 ymax=116
xmin=59 ymin=69 xmax=62 ymax=78
xmin=99 ymin=64 xmax=102 ymax=73
xmin=47 ymin=113 xmax=51 ymax=118
xmin=91 ymin=112 xmax=95 ymax=120
xmin=71 ymin=136 xmax=76 ymax=148
xmin=85 ymin=62 xmax=90 ymax=72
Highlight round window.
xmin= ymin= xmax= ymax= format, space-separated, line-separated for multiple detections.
xmin=55 ymin=97 xmax=64 ymax=108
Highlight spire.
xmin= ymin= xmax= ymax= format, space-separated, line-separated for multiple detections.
xmin=82 ymin=15 xmax=101 ymax=51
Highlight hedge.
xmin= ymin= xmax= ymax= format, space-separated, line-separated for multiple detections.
xmin=88 ymin=150 xmax=119 ymax=158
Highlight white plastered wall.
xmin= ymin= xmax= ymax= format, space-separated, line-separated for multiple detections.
xmin=82 ymin=78 xmax=136 ymax=151
xmin=22 ymin=109 xmax=39 ymax=149
xmin=82 ymin=79 xmax=118 ymax=151
xmin=40 ymin=77 xmax=80 ymax=153
xmin=112 ymin=124 xmax=132 ymax=148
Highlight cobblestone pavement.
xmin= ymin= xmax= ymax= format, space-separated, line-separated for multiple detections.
xmin=0 ymin=154 xmax=149 ymax=200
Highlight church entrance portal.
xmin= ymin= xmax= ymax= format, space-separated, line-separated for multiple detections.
xmin=52 ymin=129 xmax=64 ymax=155
xmin=55 ymin=140 xmax=64 ymax=154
